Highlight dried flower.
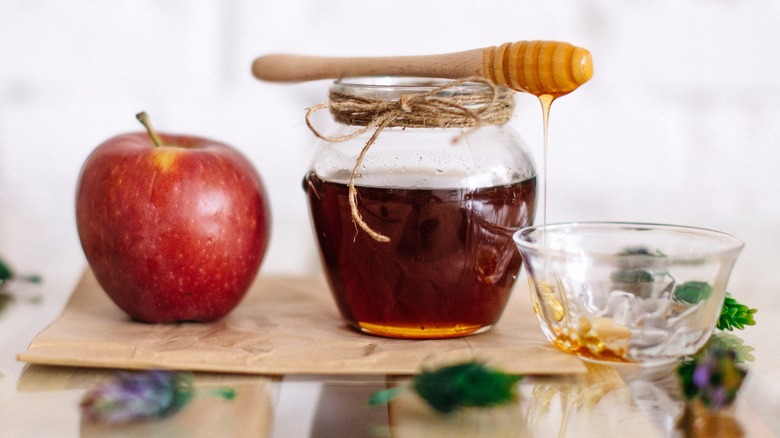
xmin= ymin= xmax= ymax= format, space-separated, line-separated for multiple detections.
xmin=677 ymin=346 xmax=747 ymax=410
xmin=80 ymin=370 xmax=195 ymax=424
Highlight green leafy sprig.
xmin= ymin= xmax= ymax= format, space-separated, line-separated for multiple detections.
xmin=0 ymin=258 xmax=12 ymax=283
xmin=0 ymin=256 xmax=42 ymax=286
xmin=369 ymin=361 xmax=522 ymax=414
xmin=690 ymin=292 xmax=757 ymax=365
xmin=0 ymin=256 xmax=42 ymax=314
xmin=676 ymin=286 xmax=757 ymax=417
xmin=717 ymin=293 xmax=756 ymax=331
xmin=706 ymin=332 xmax=755 ymax=364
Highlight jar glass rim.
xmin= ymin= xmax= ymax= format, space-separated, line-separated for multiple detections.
xmin=331 ymin=76 xmax=496 ymax=99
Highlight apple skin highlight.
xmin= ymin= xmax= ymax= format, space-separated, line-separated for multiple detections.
xmin=76 ymin=132 xmax=271 ymax=323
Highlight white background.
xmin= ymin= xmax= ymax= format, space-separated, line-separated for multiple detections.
xmin=3 ymin=1 xmax=778 ymax=304
xmin=2 ymin=1 xmax=780 ymax=432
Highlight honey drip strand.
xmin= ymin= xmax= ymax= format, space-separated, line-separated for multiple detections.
xmin=305 ymin=77 xmax=515 ymax=242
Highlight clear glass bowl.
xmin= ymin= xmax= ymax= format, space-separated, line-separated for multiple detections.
xmin=513 ymin=222 xmax=743 ymax=365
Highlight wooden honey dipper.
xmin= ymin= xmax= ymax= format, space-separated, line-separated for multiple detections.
xmin=252 ymin=40 xmax=592 ymax=96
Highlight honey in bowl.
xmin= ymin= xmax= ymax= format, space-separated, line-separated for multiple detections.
xmin=304 ymin=172 xmax=536 ymax=339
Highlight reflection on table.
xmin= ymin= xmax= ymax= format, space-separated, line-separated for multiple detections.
xmin=9 ymin=360 xmax=773 ymax=437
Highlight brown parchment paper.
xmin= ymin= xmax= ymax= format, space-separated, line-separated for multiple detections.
xmin=18 ymin=269 xmax=584 ymax=375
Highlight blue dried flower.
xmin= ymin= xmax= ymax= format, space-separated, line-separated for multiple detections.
xmin=81 ymin=370 xmax=194 ymax=424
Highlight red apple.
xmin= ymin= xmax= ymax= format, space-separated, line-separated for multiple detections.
xmin=76 ymin=112 xmax=271 ymax=323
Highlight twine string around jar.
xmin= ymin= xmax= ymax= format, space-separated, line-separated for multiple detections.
xmin=305 ymin=76 xmax=515 ymax=242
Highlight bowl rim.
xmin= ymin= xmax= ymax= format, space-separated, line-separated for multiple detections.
xmin=513 ymin=221 xmax=744 ymax=259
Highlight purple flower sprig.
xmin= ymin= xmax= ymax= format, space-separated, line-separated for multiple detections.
xmin=677 ymin=346 xmax=747 ymax=410
xmin=81 ymin=370 xmax=195 ymax=425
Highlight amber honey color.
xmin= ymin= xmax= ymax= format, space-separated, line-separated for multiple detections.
xmin=304 ymin=172 xmax=536 ymax=339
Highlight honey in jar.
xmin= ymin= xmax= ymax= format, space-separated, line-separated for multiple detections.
xmin=303 ymin=77 xmax=537 ymax=339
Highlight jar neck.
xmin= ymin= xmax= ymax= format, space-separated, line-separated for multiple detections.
xmin=328 ymin=76 xmax=515 ymax=128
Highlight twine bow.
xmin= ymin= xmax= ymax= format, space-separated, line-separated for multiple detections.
xmin=305 ymin=76 xmax=515 ymax=242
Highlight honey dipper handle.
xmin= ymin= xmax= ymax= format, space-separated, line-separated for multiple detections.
xmin=252 ymin=49 xmax=485 ymax=83
xmin=252 ymin=41 xmax=592 ymax=95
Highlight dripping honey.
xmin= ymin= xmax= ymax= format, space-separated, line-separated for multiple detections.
xmin=529 ymin=50 xmax=633 ymax=363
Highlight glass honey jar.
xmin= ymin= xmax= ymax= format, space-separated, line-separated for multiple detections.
xmin=303 ymin=76 xmax=537 ymax=339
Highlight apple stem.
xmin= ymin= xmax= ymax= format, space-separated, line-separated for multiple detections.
xmin=135 ymin=112 xmax=164 ymax=148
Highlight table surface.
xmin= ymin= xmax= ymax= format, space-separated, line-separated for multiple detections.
xmin=1 ymin=270 xmax=777 ymax=437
